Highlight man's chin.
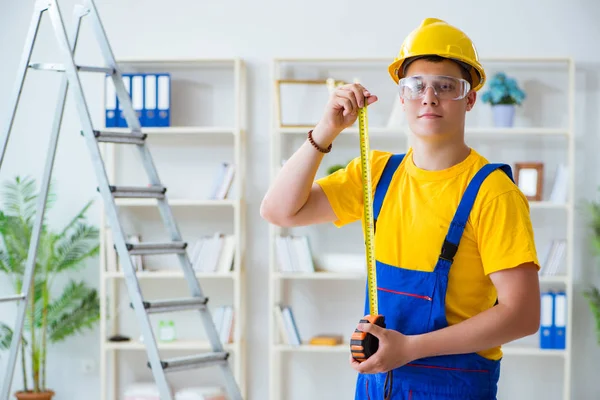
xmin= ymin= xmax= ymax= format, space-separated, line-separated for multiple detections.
xmin=410 ymin=129 xmax=449 ymax=140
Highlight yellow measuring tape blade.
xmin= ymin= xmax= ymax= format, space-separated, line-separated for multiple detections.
xmin=358 ymin=105 xmax=378 ymax=316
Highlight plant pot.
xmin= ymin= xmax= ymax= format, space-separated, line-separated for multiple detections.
xmin=492 ymin=104 xmax=515 ymax=127
xmin=14 ymin=390 xmax=55 ymax=400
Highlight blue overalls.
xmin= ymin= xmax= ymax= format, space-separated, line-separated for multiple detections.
xmin=355 ymin=153 xmax=513 ymax=400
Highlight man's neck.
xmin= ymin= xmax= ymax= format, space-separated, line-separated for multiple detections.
xmin=410 ymin=137 xmax=471 ymax=171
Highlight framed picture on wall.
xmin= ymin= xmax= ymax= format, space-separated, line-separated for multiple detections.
xmin=274 ymin=78 xmax=346 ymax=128
xmin=514 ymin=162 xmax=544 ymax=201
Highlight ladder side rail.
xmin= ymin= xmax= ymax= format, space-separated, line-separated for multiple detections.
xmin=0 ymin=2 xmax=80 ymax=398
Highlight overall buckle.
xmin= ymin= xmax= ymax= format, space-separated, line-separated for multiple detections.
xmin=440 ymin=239 xmax=458 ymax=262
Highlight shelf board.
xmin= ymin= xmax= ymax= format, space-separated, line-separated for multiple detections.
xmin=115 ymin=198 xmax=238 ymax=207
xmin=274 ymin=271 xmax=365 ymax=280
xmin=465 ymin=127 xmax=569 ymax=136
xmin=275 ymin=343 xmax=566 ymax=357
xmin=104 ymin=270 xmax=236 ymax=280
xmin=502 ymin=346 xmax=566 ymax=357
xmin=105 ymin=126 xmax=237 ymax=136
xmin=275 ymin=343 xmax=349 ymax=353
xmin=104 ymin=339 xmax=235 ymax=351
xmin=539 ymin=275 xmax=568 ymax=284
xmin=529 ymin=201 xmax=569 ymax=209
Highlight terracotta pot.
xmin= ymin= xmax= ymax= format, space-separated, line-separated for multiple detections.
xmin=14 ymin=390 xmax=55 ymax=400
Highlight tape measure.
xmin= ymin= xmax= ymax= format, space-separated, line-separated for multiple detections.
xmin=350 ymin=104 xmax=386 ymax=363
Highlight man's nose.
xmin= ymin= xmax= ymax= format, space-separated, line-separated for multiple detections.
xmin=421 ymin=86 xmax=438 ymax=106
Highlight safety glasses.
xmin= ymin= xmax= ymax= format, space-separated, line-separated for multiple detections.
xmin=398 ymin=75 xmax=471 ymax=100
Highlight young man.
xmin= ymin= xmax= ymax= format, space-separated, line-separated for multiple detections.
xmin=261 ymin=18 xmax=541 ymax=399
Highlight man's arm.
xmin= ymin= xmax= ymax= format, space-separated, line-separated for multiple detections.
xmin=259 ymin=133 xmax=337 ymax=228
xmin=260 ymin=83 xmax=377 ymax=227
xmin=351 ymin=261 xmax=540 ymax=373
xmin=408 ymin=261 xmax=540 ymax=359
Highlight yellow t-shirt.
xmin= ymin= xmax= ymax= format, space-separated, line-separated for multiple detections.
xmin=315 ymin=147 xmax=540 ymax=360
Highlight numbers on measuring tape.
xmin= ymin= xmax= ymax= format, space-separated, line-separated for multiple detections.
xmin=358 ymin=106 xmax=378 ymax=317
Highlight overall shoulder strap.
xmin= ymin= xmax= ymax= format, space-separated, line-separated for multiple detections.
xmin=373 ymin=154 xmax=405 ymax=226
xmin=436 ymin=163 xmax=513 ymax=273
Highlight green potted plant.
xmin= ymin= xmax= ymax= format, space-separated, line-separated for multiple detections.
xmin=481 ymin=72 xmax=526 ymax=127
xmin=326 ymin=164 xmax=346 ymax=175
xmin=581 ymin=191 xmax=600 ymax=345
xmin=326 ymin=159 xmax=355 ymax=176
xmin=0 ymin=176 xmax=100 ymax=400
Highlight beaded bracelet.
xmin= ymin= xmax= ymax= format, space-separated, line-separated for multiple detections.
xmin=307 ymin=130 xmax=332 ymax=153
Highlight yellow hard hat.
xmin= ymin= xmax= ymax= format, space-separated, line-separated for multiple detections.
xmin=388 ymin=18 xmax=486 ymax=92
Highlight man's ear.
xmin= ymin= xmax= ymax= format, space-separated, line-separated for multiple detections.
xmin=466 ymin=91 xmax=477 ymax=111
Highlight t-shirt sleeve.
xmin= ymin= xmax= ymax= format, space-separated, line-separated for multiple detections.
xmin=474 ymin=189 xmax=541 ymax=276
xmin=315 ymin=151 xmax=390 ymax=228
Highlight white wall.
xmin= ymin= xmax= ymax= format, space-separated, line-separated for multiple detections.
xmin=1 ymin=0 xmax=600 ymax=399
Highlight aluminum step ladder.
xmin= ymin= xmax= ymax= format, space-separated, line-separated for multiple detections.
xmin=0 ymin=1 xmax=243 ymax=399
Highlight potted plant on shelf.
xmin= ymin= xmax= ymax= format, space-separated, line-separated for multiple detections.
xmin=481 ymin=72 xmax=526 ymax=127
xmin=0 ymin=176 xmax=100 ymax=400
xmin=326 ymin=164 xmax=346 ymax=175
xmin=582 ymin=192 xmax=600 ymax=345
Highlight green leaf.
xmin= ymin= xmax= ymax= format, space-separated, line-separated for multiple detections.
xmin=56 ymin=200 xmax=94 ymax=239
xmin=0 ymin=322 xmax=13 ymax=350
xmin=583 ymin=286 xmax=600 ymax=345
xmin=0 ymin=176 xmax=55 ymax=226
xmin=50 ymin=223 xmax=99 ymax=273
xmin=0 ymin=322 xmax=28 ymax=351
xmin=47 ymin=281 xmax=100 ymax=343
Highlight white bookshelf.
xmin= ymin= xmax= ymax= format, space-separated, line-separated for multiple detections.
xmin=268 ymin=57 xmax=575 ymax=400
xmin=98 ymin=58 xmax=247 ymax=400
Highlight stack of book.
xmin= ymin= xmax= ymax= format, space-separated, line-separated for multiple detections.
xmin=188 ymin=233 xmax=235 ymax=273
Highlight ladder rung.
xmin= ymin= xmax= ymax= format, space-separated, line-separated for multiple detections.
xmin=126 ymin=241 xmax=187 ymax=255
xmin=151 ymin=352 xmax=229 ymax=373
xmin=28 ymin=62 xmax=114 ymax=74
xmin=94 ymin=130 xmax=147 ymax=145
xmin=137 ymin=297 xmax=208 ymax=314
xmin=0 ymin=294 xmax=26 ymax=304
xmin=107 ymin=185 xmax=166 ymax=199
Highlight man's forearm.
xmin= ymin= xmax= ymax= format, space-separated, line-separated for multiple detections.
xmin=260 ymin=123 xmax=339 ymax=222
xmin=409 ymin=303 xmax=539 ymax=361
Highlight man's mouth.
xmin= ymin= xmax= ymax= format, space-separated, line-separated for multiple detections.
xmin=418 ymin=113 xmax=442 ymax=119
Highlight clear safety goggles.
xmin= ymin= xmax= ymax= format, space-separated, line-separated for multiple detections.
xmin=398 ymin=75 xmax=471 ymax=100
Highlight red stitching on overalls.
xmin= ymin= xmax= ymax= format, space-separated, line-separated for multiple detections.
xmin=366 ymin=379 xmax=370 ymax=400
xmin=406 ymin=362 xmax=489 ymax=373
xmin=378 ymin=287 xmax=432 ymax=301
xmin=408 ymin=389 xmax=412 ymax=400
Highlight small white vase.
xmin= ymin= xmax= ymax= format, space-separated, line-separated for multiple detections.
xmin=492 ymin=104 xmax=515 ymax=127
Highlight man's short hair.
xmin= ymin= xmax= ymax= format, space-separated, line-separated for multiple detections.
xmin=402 ymin=55 xmax=473 ymax=87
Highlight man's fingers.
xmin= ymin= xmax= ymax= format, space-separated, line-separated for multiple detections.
xmin=353 ymin=355 xmax=382 ymax=374
xmin=358 ymin=322 xmax=386 ymax=338
xmin=366 ymin=94 xmax=379 ymax=105
xmin=335 ymin=89 xmax=359 ymax=113
xmin=347 ymin=85 xmax=366 ymax=108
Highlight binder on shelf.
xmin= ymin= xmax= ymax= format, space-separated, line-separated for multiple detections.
xmin=554 ymin=291 xmax=567 ymax=349
xmin=539 ymin=291 xmax=555 ymax=349
xmin=157 ymin=73 xmax=171 ymax=127
xmin=143 ymin=74 xmax=157 ymax=127
xmin=104 ymin=74 xmax=117 ymax=127
xmin=539 ymin=291 xmax=567 ymax=350
xmin=131 ymin=74 xmax=144 ymax=125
